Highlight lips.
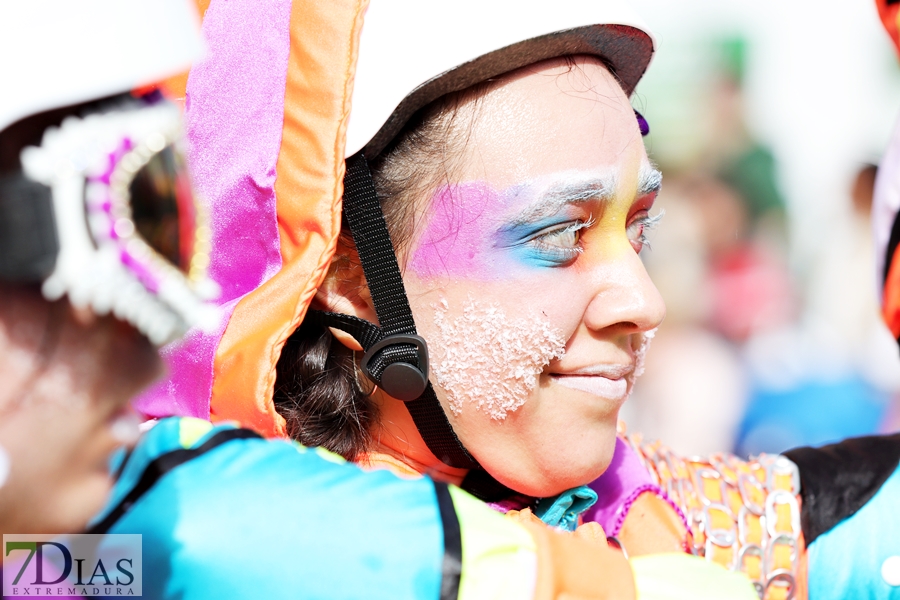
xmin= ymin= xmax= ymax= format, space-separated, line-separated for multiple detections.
xmin=550 ymin=364 xmax=633 ymax=401
xmin=552 ymin=374 xmax=628 ymax=400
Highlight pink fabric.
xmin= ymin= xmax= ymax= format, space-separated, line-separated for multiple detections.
xmin=134 ymin=299 xmax=236 ymax=419
xmin=583 ymin=437 xmax=688 ymax=537
xmin=486 ymin=494 xmax=535 ymax=515
xmin=133 ymin=0 xmax=294 ymax=418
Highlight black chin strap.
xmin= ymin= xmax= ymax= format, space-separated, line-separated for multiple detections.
xmin=314 ymin=153 xmax=478 ymax=469
xmin=307 ymin=310 xmax=468 ymax=468
xmin=310 ymin=154 xmax=514 ymax=501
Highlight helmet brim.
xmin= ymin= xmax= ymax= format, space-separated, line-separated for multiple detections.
xmin=347 ymin=0 xmax=655 ymax=158
xmin=361 ymin=24 xmax=653 ymax=159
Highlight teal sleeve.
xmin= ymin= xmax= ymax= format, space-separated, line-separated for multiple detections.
xmin=95 ymin=417 xmax=446 ymax=600
xmin=807 ymin=465 xmax=900 ymax=599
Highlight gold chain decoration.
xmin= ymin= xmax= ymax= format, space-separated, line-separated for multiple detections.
xmin=621 ymin=433 xmax=802 ymax=600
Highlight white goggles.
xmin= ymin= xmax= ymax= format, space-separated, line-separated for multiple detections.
xmin=13 ymin=95 xmax=219 ymax=344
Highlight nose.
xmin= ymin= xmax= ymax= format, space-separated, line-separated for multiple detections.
xmin=582 ymin=250 xmax=666 ymax=335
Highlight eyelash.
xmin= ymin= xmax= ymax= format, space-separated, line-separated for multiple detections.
xmin=628 ymin=210 xmax=664 ymax=252
xmin=517 ymin=209 xmax=663 ymax=266
xmin=528 ymin=217 xmax=594 ymax=264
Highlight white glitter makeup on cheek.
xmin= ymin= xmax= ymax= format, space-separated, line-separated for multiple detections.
xmin=0 ymin=444 xmax=9 ymax=490
xmin=430 ymin=297 xmax=567 ymax=420
xmin=628 ymin=327 xmax=657 ymax=389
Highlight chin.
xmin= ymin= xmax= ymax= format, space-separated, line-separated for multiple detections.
xmin=484 ymin=440 xmax=617 ymax=498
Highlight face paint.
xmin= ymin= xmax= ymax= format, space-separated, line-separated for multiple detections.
xmin=430 ymin=297 xmax=566 ymax=420
xmin=628 ymin=327 xmax=656 ymax=389
xmin=0 ymin=443 xmax=9 ymax=489
xmin=409 ymin=167 xmax=661 ymax=281
xmin=409 ymin=172 xmax=613 ymax=279
xmin=408 ymin=182 xmax=498 ymax=279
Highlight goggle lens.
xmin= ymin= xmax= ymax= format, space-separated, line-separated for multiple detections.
xmin=128 ymin=144 xmax=197 ymax=274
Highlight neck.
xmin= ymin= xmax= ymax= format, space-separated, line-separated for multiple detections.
xmin=369 ymin=392 xmax=469 ymax=486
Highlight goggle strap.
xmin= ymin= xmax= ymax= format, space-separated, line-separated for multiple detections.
xmin=0 ymin=172 xmax=58 ymax=282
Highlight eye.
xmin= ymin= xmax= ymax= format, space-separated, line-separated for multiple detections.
xmin=538 ymin=222 xmax=582 ymax=249
xmin=626 ymin=210 xmax=664 ymax=253
xmin=526 ymin=219 xmax=592 ymax=265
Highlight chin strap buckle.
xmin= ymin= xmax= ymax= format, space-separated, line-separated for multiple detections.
xmin=360 ymin=334 xmax=429 ymax=402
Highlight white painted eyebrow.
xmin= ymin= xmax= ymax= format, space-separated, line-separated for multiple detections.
xmin=638 ymin=165 xmax=663 ymax=197
xmin=508 ymin=173 xmax=617 ymax=226
xmin=507 ymin=166 xmax=661 ymax=227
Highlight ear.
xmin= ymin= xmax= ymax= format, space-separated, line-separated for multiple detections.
xmin=312 ymin=238 xmax=378 ymax=352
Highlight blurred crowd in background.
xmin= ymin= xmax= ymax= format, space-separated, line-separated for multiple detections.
xmin=621 ymin=0 xmax=900 ymax=456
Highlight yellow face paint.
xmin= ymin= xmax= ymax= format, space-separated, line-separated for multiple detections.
xmin=409 ymin=166 xmax=661 ymax=281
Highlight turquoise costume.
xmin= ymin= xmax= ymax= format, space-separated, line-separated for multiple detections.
xmin=92 ymin=417 xmax=538 ymax=600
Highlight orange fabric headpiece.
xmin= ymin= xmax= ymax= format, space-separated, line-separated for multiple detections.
xmin=134 ymin=0 xmax=367 ymax=437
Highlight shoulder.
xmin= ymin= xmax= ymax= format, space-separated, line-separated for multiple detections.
xmin=93 ymin=417 xmax=448 ymax=600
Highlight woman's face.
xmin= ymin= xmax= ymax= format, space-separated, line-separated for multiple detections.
xmin=402 ymin=57 xmax=666 ymax=496
xmin=0 ymin=287 xmax=160 ymax=536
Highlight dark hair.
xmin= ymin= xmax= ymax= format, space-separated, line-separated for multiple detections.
xmin=273 ymin=316 xmax=374 ymax=459
xmin=273 ymin=88 xmax=484 ymax=460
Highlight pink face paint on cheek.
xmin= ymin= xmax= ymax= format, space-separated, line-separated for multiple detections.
xmin=409 ymin=183 xmax=505 ymax=279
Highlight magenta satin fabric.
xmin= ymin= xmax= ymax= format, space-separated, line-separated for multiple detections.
xmin=133 ymin=0 xmax=293 ymax=418
xmin=583 ymin=437 xmax=687 ymax=537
